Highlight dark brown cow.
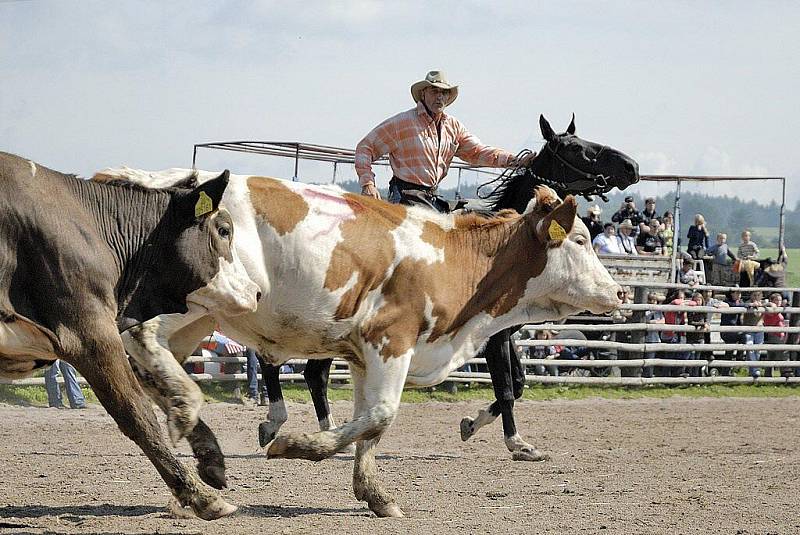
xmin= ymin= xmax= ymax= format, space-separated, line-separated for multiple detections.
xmin=0 ymin=151 xmax=260 ymax=519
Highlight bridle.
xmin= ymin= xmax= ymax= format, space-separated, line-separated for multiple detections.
xmin=544 ymin=137 xmax=612 ymax=200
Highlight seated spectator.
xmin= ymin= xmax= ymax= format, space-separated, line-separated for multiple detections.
xmin=611 ymin=195 xmax=643 ymax=236
xmin=706 ymin=233 xmax=737 ymax=285
xmin=719 ymin=288 xmax=744 ymax=376
xmin=679 ymin=258 xmax=701 ymax=286
xmin=636 ymin=219 xmax=666 ymax=255
xmin=762 ymin=292 xmax=788 ymax=378
xmin=742 ymin=290 xmax=765 ymax=378
xmin=581 ymin=205 xmax=604 ymax=241
xmin=737 ymin=230 xmax=760 ymax=260
xmin=686 ymin=214 xmax=710 ymax=259
xmin=685 ymin=292 xmax=707 ymax=377
xmin=530 ymin=329 xmax=558 ymax=376
xmin=593 ymin=223 xmax=622 ymax=255
xmin=616 ymin=219 xmax=638 ymax=255
xmin=644 ymin=292 xmax=665 ymax=378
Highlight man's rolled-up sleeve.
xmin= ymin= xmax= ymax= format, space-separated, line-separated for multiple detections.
xmin=355 ymin=120 xmax=394 ymax=187
xmin=454 ymin=121 xmax=515 ymax=168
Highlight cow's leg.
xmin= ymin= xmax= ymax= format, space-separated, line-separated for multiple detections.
xmin=121 ymin=308 xmax=212 ymax=446
xmin=129 ymin=359 xmax=228 ymax=490
xmin=460 ymin=329 xmax=548 ymax=462
xmin=257 ymin=359 xmax=287 ymax=447
xmin=72 ymin=328 xmax=235 ymax=520
xmin=305 ymin=358 xmax=335 ymax=430
xmin=350 ymin=366 xmax=403 ymax=518
xmin=268 ymin=351 xmax=410 ymax=518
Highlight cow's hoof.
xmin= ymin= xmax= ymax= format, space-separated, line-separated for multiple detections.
xmin=198 ymin=464 xmax=227 ymax=490
xmin=372 ymin=502 xmax=404 ymax=518
xmin=337 ymin=443 xmax=356 ymax=455
xmin=511 ymin=448 xmax=550 ymax=462
xmin=258 ymin=421 xmax=277 ymax=447
xmin=193 ymin=495 xmax=238 ymax=521
xmin=460 ymin=417 xmax=475 ymax=441
xmin=266 ymin=435 xmax=289 ymax=458
xmin=166 ymin=498 xmax=197 ymax=519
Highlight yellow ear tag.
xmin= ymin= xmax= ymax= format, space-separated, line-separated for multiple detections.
xmin=195 ymin=191 xmax=214 ymax=218
xmin=548 ymin=220 xmax=567 ymax=241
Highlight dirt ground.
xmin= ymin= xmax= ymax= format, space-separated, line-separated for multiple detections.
xmin=0 ymin=396 xmax=799 ymax=535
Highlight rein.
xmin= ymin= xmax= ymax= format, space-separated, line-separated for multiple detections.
xmin=545 ymin=140 xmax=611 ymax=196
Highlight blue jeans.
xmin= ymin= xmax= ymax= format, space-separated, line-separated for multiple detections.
xmin=45 ymin=360 xmax=86 ymax=408
xmin=388 ymin=181 xmax=402 ymax=204
xmin=246 ymin=348 xmax=267 ymax=399
xmin=744 ymin=332 xmax=765 ymax=377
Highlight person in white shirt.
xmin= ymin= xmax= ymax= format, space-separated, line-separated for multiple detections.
xmin=617 ymin=219 xmax=639 ymax=255
xmin=593 ymin=223 xmax=623 ymax=255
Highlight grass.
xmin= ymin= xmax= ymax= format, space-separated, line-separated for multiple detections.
xmin=2 ymin=382 xmax=797 ymax=408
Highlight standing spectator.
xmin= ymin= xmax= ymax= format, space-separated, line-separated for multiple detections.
xmin=45 ymin=360 xmax=86 ymax=409
xmin=640 ymin=197 xmax=658 ymax=231
xmin=685 ymin=292 xmax=707 ymax=377
xmin=593 ymin=223 xmax=622 ymax=255
xmin=702 ymin=289 xmax=730 ymax=375
xmin=643 ymin=292 xmax=665 ymax=378
xmin=245 ymin=348 xmax=268 ymax=406
xmin=663 ymin=289 xmax=690 ymax=377
xmin=742 ymin=290 xmax=765 ymax=378
xmin=719 ymin=288 xmax=744 ymax=376
xmin=705 ymin=233 xmax=737 ymax=285
xmin=581 ymin=205 xmax=604 ymax=241
xmin=762 ymin=292 xmax=788 ymax=378
xmin=757 ymin=245 xmax=788 ymax=294
xmin=737 ymin=230 xmax=760 ymax=260
xmin=616 ymin=219 xmax=638 ymax=256
xmin=636 ymin=219 xmax=666 ymax=255
xmin=686 ymin=214 xmax=710 ymax=259
xmin=530 ymin=330 xmax=558 ymax=376
xmin=662 ymin=211 xmax=675 ymax=256
xmin=611 ymin=195 xmax=643 ymax=235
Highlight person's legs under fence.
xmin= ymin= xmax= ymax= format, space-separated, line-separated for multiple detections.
xmin=44 ymin=361 xmax=64 ymax=408
xmin=745 ymin=332 xmax=762 ymax=378
xmin=59 ymin=360 xmax=86 ymax=409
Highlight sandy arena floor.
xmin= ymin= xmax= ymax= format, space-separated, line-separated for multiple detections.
xmin=0 ymin=396 xmax=799 ymax=534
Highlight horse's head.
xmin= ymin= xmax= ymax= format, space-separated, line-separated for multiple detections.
xmin=536 ymin=114 xmax=640 ymax=198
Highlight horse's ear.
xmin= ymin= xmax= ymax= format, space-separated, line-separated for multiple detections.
xmin=566 ymin=113 xmax=576 ymax=135
xmin=540 ymin=115 xmax=556 ymax=142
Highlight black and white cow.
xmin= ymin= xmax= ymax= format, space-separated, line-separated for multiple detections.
xmin=0 ymin=151 xmax=260 ymax=519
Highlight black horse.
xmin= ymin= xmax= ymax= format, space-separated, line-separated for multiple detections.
xmin=256 ymin=114 xmax=639 ymax=461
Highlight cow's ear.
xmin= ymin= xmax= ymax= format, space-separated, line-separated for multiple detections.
xmin=189 ymin=170 xmax=229 ymax=218
xmin=535 ymin=195 xmax=577 ymax=245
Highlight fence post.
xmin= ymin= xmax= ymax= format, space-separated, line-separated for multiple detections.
xmin=790 ymin=291 xmax=800 ymax=376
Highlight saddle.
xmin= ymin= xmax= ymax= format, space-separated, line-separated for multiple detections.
xmin=391 ymin=177 xmax=467 ymax=214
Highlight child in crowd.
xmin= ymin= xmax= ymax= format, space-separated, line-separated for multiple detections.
xmin=530 ymin=329 xmax=558 ymax=376
xmin=685 ymin=292 xmax=707 ymax=377
xmin=720 ymin=288 xmax=744 ymax=376
xmin=644 ymin=292 xmax=665 ymax=378
xmin=738 ymin=230 xmax=760 ymax=260
xmin=679 ymin=258 xmax=701 ymax=286
xmin=742 ymin=290 xmax=765 ymax=378
xmin=687 ymin=214 xmax=710 ymax=259
xmin=705 ymin=233 xmax=737 ymax=285
xmin=663 ymin=289 xmax=689 ymax=377
xmin=762 ymin=292 xmax=788 ymax=378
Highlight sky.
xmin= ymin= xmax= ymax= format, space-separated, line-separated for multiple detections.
xmin=2 ymin=0 xmax=798 ymax=209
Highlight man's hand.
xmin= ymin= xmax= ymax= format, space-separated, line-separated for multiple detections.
xmin=361 ymin=183 xmax=381 ymax=199
xmin=510 ymin=151 xmax=537 ymax=168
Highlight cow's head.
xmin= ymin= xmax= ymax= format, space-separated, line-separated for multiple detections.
xmin=526 ymin=186 xmax=622 ymax=315
xmin=148 ymin=171 xmax=260 ymax=318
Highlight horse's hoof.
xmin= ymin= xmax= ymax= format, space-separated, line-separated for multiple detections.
xmin=372 ymin=502 xmax=404 ymax=518
xmin=258 ymin=422 xmax=277 ymax=447
xmin=193 ymin=495 xmax=238 ymax=521
xmin=460 ymin=417 xmax=475 ymax=442
xmin=512 ymin=449 xmax=550 ymax=462
xmin=199 ymin=464 xmax=227 ymax=490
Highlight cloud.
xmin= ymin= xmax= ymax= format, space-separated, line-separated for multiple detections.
xmin=633 ymin=151 xmax=680 ymax=175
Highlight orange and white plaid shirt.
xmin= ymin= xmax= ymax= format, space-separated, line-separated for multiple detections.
xmin=355 ymin=102 xmax=515 ymax=188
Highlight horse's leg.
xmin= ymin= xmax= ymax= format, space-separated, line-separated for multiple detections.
xmin=460 ymin=328 xmax=548 ymax=461
xmin=268 ymin=349 xmax=410 ymax=517
xmin=73 ymin=322 xmax=234 ymax=520
xmin=258 ymin=359 xmax=287 ymax=447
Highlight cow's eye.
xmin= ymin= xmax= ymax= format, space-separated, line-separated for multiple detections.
xmin=217 ymin=225 xmax=231 ymax=240
xmin=574 ymin=236 xmax=587 ymax=246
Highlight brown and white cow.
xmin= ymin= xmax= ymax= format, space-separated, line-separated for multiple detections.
xmin=97 ymin=168 xmax=621 ymax=518
xmin=0 ymin=152 xmax=260 ymax=520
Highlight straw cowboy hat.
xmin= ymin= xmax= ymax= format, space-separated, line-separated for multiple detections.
xmin=587 ymin=204 xmax=602 ymax=215
xmin=410 ymin=70 xmax=459 ymax=107
xmin=619 ymin=219 xmax=634 ymax=230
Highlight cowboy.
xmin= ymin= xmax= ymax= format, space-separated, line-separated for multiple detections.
xmin=581 ymin=204 xmax=604 ymax=241
xmin=355 ymin=70 xmax=534 ymax=211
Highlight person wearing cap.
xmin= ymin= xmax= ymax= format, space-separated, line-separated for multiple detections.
xmin=581 ymin=205 xmax=604 ymax=241
xmin=354 ymin=70 xmax=534 ymax=208
xmin=616 ymin=219 xmax=638 ymax=255
xmin=611 ymin=195 xmax=643 ymax=236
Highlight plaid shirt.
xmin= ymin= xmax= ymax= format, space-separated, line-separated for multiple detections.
xmin=355 ymin=102 xmax=515 ymax=188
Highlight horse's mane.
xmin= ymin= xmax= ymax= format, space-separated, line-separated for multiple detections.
xmin=479 ymin=168 xmax=533 ymax=212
